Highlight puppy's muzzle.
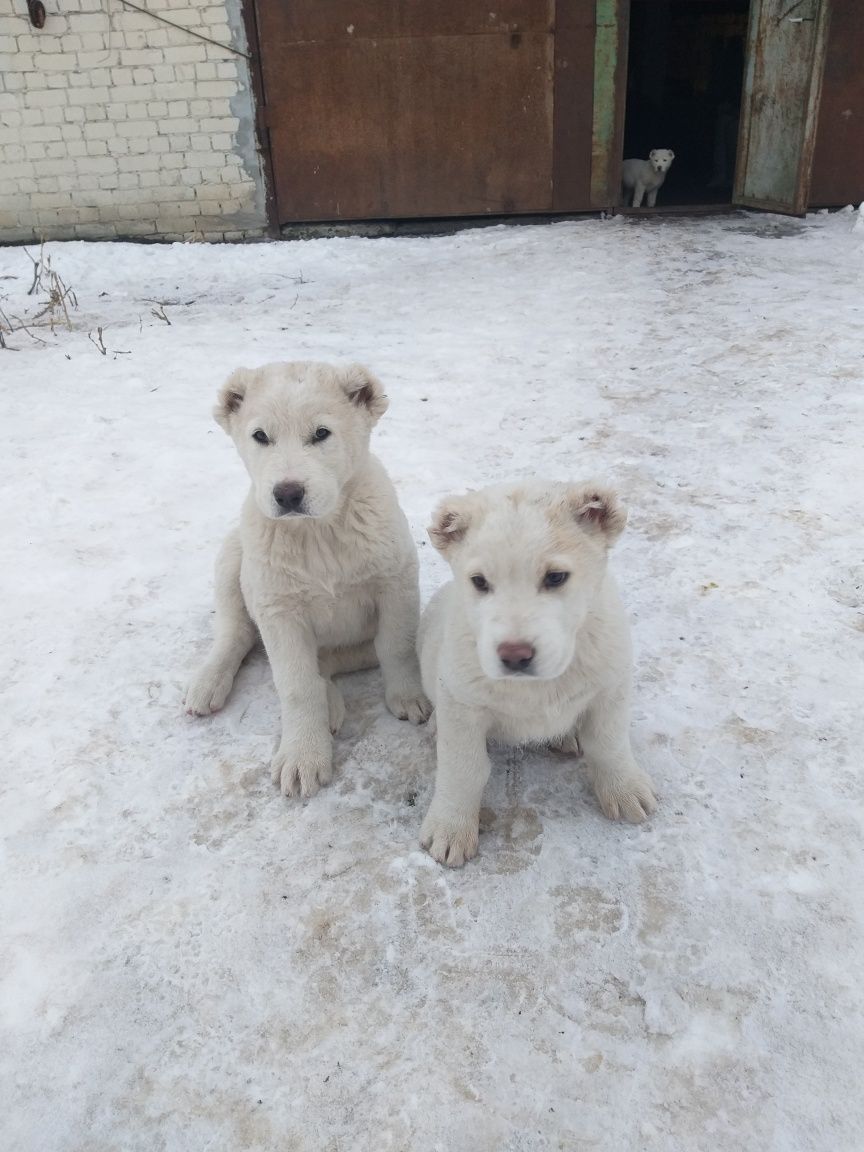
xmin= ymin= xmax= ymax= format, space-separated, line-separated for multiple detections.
xmin=273 ymin=481 xmax=306 ymax=515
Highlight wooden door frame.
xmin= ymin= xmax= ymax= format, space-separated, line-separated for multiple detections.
xmin=591 ymin=0 xmax=630 ymax=210
xmin=240 ymin=0 xmax=280 ymax=235
xmin=553 ymin=0 xmax=599 ymax=212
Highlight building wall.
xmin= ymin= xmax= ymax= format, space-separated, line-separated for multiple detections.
xmin=0 ymin=0 xmax=267 ymax=241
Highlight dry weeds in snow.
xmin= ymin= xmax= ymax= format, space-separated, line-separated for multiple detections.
xmin=0 ymin=242 xmax=78 ymax=349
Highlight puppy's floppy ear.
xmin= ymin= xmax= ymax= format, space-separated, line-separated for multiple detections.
xmin=340 ymin=363 xmax=389 ymax=423
xmin=567 ymin=483 xmax=627 ymax=545
xmin=669 ymin=150 xmax=675 ymax=159
xmin=649 ymin=149 xmax=657 ymax=160
xmin=428 ymin=495 xmax=473 ymax=553
xmin=214 ymin=368 xmax=251 ymax=432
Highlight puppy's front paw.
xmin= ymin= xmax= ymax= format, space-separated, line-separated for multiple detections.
xmin=184 ymin=664 xmax=234 ymax=716
xmin=386 ymin=687 xmax=433 ymax=726
xmin=270 ymin=745 xmax=333 ymax=798
xmin=420 ymin=807 xmax=480 ymax=868
xmin=594 ymin=772 xmax=657 ymax=823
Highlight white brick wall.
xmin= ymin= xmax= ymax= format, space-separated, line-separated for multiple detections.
xmin=0 ymin=0 xmax=267 ymax=241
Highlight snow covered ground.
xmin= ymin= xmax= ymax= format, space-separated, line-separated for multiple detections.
xmin=2 ymin=210 xmax=863 ymax=1152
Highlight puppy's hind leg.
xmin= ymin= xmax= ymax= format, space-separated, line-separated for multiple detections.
xmin=632 ymin=181 xmax=645 ymax=208
xmin=185 ymin=529 xmax=257 ymax=716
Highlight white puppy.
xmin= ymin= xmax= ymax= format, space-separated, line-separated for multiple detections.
xmin=185 ymin=361 xmax=431 ymax=797
xmin=418 ymin=481 xmax=656 ymax=867
xmin=621 ymin=149 xmax=675 ymax=208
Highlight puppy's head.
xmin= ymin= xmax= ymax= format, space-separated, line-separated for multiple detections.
xmin=649 ymin=149 xmax=675 ymax=174
xmin=429 ymin=482 xmax=626 ymax=682
xmin=215 ymin=361 xmax=387 ymax=520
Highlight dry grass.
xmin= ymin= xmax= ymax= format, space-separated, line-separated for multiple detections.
xmin=0 ymin=242 xmax=78 ymax=349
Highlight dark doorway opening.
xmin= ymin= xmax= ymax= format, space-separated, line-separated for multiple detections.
xmin=623 ymin=0 xmax=750 ymax=207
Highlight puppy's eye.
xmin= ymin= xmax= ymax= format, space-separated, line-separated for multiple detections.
xmin=471 ymin=574 xmax=491 ymax=593
xmin=252 ymin=429 xmax=270 ymax=446
xmin=312 ymin=427 xmax=331 ymax=443
xmin=543 ymin=571 xmax=569 ymax=589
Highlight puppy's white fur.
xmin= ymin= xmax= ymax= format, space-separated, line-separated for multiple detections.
xmin=418 ymin=481 xmax=656 ymax=867
xmin=621 ymin=149 xmax=675 ymax=208
xmin=185 ymin=361 xmax=431 ymax=797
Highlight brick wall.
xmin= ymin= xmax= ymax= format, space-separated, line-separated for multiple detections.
xmin=0 ymin=0 xmax=267 ymax=241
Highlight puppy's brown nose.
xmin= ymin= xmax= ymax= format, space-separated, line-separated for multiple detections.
xmin=497 ymin=641 xmax=535 ymax=673
xmin=273 ymin=481 xmax=306 ymax=513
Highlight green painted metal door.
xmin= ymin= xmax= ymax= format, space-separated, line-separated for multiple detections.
xmin=734 ymin=0 xmax=831 ymax=215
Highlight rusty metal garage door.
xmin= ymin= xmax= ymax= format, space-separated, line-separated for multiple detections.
xmin=251 ymin=1 xmax=596 ymax=224
xmin=809 ymin=1 xmax=864 ymax=206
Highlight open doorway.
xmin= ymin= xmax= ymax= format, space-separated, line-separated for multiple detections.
xmin=622 ymin=0 xmax=750 ymax=207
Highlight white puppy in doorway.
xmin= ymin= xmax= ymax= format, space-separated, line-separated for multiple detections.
xmin=185 ymin=361 xmax=431 ymax=798
xmin=418 ymin=481 xmax=656 ymax=867
xmin=621 ymin=149 xmax=675 ymax=207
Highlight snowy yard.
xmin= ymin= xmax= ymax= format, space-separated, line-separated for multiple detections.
xmin=2 ymin=211 xmax=864 ymax=1152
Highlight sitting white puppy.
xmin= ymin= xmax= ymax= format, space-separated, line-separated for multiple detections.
xmin=418 ymin=481 xmax=656 ymax=867
xmin=621 ymin=149 xmax=675 ymax=207
xmin=185 ymin=361 xmax=431 ymax=798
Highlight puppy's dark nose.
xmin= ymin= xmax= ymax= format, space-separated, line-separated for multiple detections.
xmin=273 ymin=481 xmax=306 ymax=513
xmin=497 ymin=641 xmax=535 ymax=672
